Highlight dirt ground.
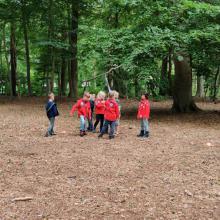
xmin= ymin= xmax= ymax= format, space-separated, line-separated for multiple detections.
xmin=0 ymin=98 xmax=219 ymax=220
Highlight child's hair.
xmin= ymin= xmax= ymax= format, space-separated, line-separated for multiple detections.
xmin=97 ymin=91 xmax=106 ymax=99
xmin=113 ymin=90 xmax=119 ymax=99
xmin=83 ymin=91 xmax=90 ymax=98
xmin=48 ymin=92 xmax=54 ymax=99
xmin=109 ymin=91 xmax=115 ymax=98
xmin=142 ymin=92 xmax=149 ymax=99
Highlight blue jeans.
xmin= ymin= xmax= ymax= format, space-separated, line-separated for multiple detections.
xmin=48 ymin=117 xmax=55 ymax=135
xmin=141 ymin=118 xmax=149 ymax=133
xmin=80 ymin=115 xmax=87 ymax=131
xmin=101 ymin=120 xmax=116 ymax=137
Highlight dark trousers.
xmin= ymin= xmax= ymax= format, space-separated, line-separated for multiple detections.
xmin=87 ymin=112 xmax=94 ymax=131
xmin=94 ymin=114 xmax=104 ymax=132
xmin=101 ymin=120 xmax=116 ymax=137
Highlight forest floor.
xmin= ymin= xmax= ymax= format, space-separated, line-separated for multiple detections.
xmin=0 ymin=98 xmax=219 ymax=220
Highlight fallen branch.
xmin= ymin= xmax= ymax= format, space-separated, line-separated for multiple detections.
xmin=12 ymin=197 xmax=33 ymax=202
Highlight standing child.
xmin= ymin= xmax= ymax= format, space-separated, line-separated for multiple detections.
xmin=70 ymin=92 xmax=91 ymax=137
xmin=113 ymin=90 xmax=121 ymax=135
xmin=98 ymin=91 xmax=119 ymax=139
xmin=93 ymin=91 xmax=106 ymax=133
xmin=87 ymin=94 xmax=95 ymax=131
xmin=137 ymin=93 xmax=150 ymax=138
xmin=45 ymin=92 xmax=59 ymax=137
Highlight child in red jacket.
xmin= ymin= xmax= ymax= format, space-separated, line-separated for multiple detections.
xmin=70 ymin=92 xmax=91 ymax=137
xmin=93 ymin=91 xmax=106 ymax=133
xmin=137 ymin=93 xmax=150 ymax=138
xmin=98 ymin=91 xmax=119 ymax=139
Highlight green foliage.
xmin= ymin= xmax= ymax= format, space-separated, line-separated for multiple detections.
xmin=0 ymin=0 xmax=219 ymax=98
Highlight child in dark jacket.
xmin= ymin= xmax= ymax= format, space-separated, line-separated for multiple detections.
xmin=137 ymin=93 xmax=150 ymax=138
xmin=87 ymin=94 xmax=95 ymax=131
xmin=70 ymin=91 xmax=91 ymax=137
xmin=45 ymin=92 xmax=59 ymax=137
xmin=98 ymin=91 xmax=119 ymax=139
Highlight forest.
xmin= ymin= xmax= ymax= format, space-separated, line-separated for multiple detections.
xmin=0 ymin=1 xmax=220 ymax=219
xmin=0 ymin=0 xmax=219 ymax=112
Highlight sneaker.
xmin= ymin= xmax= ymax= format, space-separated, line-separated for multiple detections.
xmin=142 ymin=131 xmax=149 ymax=138
xmin=137 ymin=130 xmax=144 ymax=137
xmin=98 ymin=133 xmax=103 ymax=138
xmin=109 ymin=135 xmax=115 ymax=140
xmin=45 ymin=132 xmax=51 ymax=137
xmin=80 ymin=131 xmax=84 ymax=137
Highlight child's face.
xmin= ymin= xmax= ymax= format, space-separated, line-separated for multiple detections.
xmin=50 ymin=95 xmax=55 ymax=101
xmin=141 ymin=95 xmax=146 ymax=100
xmin=83 ymin=95 xmax=90 ymax=101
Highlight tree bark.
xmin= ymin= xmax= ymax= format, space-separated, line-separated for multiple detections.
xmin=10 ymin=22 xmax=17 ymax=96
xmin=2 ymin=23 xmax=11 ymax=96
xmin=160 ymin=56 xmax=168 ymax=95
xmin=213 ymin=66 xmax=220 ymax=102
xmin=21 ymin=0 xmax=32 ymax=96
xmin=69 ymin=0 xmax=79 ymax=99
xmin=48 ymin=0 xmax=55 ymax=92
xmin=172 ymin=54 xmax=199 ymax=112
xmin=195 ymin=75 xmax=205 ymax=98
xmin=134 ymin=76 xmax=139 ymax=97
xmin=168 ymin=52 xmax=173 ymax=96
xmin=60 ymin=56 xmax=66 ymax=96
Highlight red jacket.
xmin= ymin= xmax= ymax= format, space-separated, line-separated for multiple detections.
xmin=95 ymin=98 xmax=105 ymax=115
xmin=104 ymin=98 xmax=119 ymax=121
xmin=137 ymin=100 xmax=150 ymax=119
xmin=70 ymin=99 xmax=91 ymax=119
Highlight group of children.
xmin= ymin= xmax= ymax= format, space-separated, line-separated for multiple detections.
xmin=45 ymin=90 xmax=150 ymax=139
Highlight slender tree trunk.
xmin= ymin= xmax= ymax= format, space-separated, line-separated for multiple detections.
xmin=172 ymin=53 xmax=198 ymax=112
xmin=160 ymin=56 xmax=168 ymax=95
xmin=60 ymin=56 xmax=66 ymax=96
xmin=196 ymin=75 xmax=205 ymax=98
xmin=2 ymin=23 xmax=11 ymax=96
xmin=69 ymin=0 xmax=79 ymax=99
xmin=48 ymin=0 xmax=55 ymax=92
xmin=213 ymin=66 xmax=220 ymax=102
xmin=10 ymin=22 xmax=17 ymax=96
xmin=134 ymin=77 xmax=139 ymax=97
xmin=168 ymin=52 xmax=173 ymax=96
xmin=50 ymin=57 xmax=55 ymax=91
xmin=21 ymin=0 xmax=31 ymax=96
xmin=0 ymin=29 xmax=3 ymax=69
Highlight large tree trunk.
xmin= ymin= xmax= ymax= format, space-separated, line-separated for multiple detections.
xmin=21 ymin=0 xmax=32 ymax=96
xmin=69 ymin=0 xmax=79 ymax=99
xmin=10 ymin=22 xmax=17 ymax=97
xmin=195 ymin=75 xmax=205 ymax=98
xmin=172 ymin=54 xmax=198 ymax=112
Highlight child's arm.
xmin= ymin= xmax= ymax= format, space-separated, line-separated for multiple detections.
xmin=115 ymin=103 xmax=120 ymax=119
xmin=70 ymin=102 xmax=79 ymax=116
